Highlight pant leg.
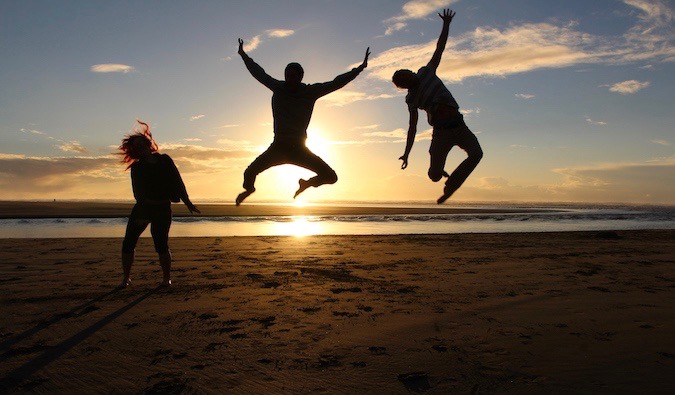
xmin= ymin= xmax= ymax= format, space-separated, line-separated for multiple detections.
xmin=122 ymin=204 xmax=149 ymax=253
xmin=288 ymin=145 xmax=338 ymax=187
xmin=149 ymin=204 xmax=172 ymax=254
xmin=242 ymin=145 xmax=286 ymax=191
xmin=444 ymin=125 xmax=483 ymax=194
xmin=428 ymin=128 xmax=454 ymax=182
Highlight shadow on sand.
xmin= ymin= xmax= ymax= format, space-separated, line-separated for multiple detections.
xmin=0 ymin=286 xmax=159 ymax=392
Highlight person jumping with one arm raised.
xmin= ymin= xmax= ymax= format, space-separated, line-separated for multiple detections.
xmin=392 ymin=9 xmax=483 ymax=204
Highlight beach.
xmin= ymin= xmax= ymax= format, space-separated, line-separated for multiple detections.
xmin=1 ymin=228 xmax=673 ymax=393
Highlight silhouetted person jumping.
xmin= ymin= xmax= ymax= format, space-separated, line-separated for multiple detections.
xmin=393 ymin=9 xmax=483 ymax=204
xmin=235 ymin=38 xmax=370 ymax=205
xmin=119 ymin=120 xmax=200 ymax=288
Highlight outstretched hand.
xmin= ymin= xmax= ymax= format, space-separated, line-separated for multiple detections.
xmin=237 ymin=38 xmax=245 ymax=56
xmin=358 ymin=47 xmax=371 ymax=71
xmin=439 ymin=9 xmax=456 ymax=24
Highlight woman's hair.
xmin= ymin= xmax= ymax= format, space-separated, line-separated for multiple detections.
xmin=119 ymin=120 xmax=159 ymax=169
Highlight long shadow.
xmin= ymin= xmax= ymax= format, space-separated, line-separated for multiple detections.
xmin=0 ymin=288 xmax=121 ymax=354
xmin=0 ymin=286 xmax=159 ymax=392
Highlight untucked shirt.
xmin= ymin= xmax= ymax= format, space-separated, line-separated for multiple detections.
xmin=406 ymin=66 xmax=459 ymax=125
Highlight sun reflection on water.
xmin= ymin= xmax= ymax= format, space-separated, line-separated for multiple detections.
xmin=272 ymin=215 xmax=323 ymax=237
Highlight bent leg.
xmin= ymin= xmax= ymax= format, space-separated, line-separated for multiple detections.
xmin=290 ymin=146 xmax=337 ymax=198
xmin=438 ymin=126 xmax=483 ymax=204
xmin=428 ymin=134 xmax=453 ymax=182
xmin=237 ymin=146 xmax=284 ymax=205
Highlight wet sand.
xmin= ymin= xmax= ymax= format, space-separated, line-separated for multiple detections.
xmin=1 ymin=230 xmax=673 ymax=393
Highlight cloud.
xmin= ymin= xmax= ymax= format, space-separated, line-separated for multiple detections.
xmin=369 ymin=1 xmax=675 ymax=83
xmin=650 ymin=139 xmax=671 ymax=146
xmin=321 ymin=90 xmax=399 ymax=107
xmin=267 ymin=29 xmax=295 ymax=38
xmin=608 ymin=79 xmax=651 ymax=94
xmin=190 ymin=114 xmax=205 ymax=121
xmin=90 ymin=64 xmax=134 ymax=73
xmin=57 ymin=141 xmax=88 ymax=154
xmin=456 ymin=156 xmax=675 ymax=204
xmin=514 ymin=93 xmax=535 ymax=99
xmin=549 ymin=157 xmax=675 ymax=203
xmin=214 ymin=124 xmax=240 ymax=129
xmin=243 ymin=29 xmax=295 ymax=52
xmin=384 ymin=0 xmax=457 ymax=35
xmin=585 ymin=117 xmax=607 ymax=126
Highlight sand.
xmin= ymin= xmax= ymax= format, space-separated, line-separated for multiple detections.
xmin=1 ymin=230 xmax=673 ymax=393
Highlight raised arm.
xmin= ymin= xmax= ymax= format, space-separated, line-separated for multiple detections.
xmin=314 ymin=47 xmax=370 ymax=97
xmin=238 ymin=38 xmax=279 ymax=90
xmin=427 ymin=9 xmax=455 ymax=71
xmin=399 ymin=107 xmax=419 ymax=170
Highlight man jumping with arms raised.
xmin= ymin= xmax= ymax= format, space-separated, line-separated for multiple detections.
xmin=235 ymin=38 xmax=370 ymax=205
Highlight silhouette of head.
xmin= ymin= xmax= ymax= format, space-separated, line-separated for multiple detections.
xmin=285 ymin=62 xmax=304 ymax=84
xmin=119 ymin=120 xmax=158 ymax=169
xmin=392 ymin=69 xmax=417 ymax=89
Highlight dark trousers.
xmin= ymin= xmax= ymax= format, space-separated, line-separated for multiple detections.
xmin=428 ymin=118 xmax=483 ymax=194
xmin=242 ymin=141 xmax=337 ymax=191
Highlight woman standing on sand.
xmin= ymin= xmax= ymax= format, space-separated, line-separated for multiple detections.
xmin=118 ymin=120 xmax=200 ymax=287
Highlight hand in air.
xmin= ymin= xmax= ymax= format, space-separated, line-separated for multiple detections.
xmin=360 ymin=47 xmax=371 ymax=70
xmin=439 ymin=9 xmax=456 ymax=24
xmin=237 ymin=38 xmax=245 ymax=56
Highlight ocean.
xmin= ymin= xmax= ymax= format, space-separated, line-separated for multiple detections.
xmin=0 ymin=203 xmax=673 ymax=238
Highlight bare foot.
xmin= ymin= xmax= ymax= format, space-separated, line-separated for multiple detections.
xmin=118 ymin=278 xmax=131 ymax=289
xmin=235 ymin=188 xmax=255 ymax=206
xmin=293 ymin=179 xmax=310 ymax=198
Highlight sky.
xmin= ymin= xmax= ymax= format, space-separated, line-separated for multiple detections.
xmin=1 ymin=0 xmax=674 ymax=205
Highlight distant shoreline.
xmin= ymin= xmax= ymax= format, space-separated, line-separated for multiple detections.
xmin=0 ymin=201 xmax=561 ymax=219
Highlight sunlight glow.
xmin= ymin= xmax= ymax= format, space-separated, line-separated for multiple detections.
xmin=271 ymin=216 xmax=323 ymax=237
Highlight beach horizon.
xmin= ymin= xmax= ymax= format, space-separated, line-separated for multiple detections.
xmin=0 ymin=200 xmax=570 ymax=219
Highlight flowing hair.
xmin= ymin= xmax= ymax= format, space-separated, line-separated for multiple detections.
xmin=119 ymin=120 xmax=159 ymax=170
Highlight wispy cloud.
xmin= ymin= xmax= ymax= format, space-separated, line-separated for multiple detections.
xmin=369 ymin=1 xmax=674 ymax=84
xmin=243 ymin=29 xmax=296 ymax=52
xmin=585 ymin=117 xmax=607 ymax=126
xmin=321 ymin=90 xmax=399 ymax=107
xmin=514 ymin=93 xmax=535 ymax=99
xmin=650 ymin=139 xmax=671 ymax=146
xmin=608 ymin=80 xmax=651 ymax=94
xmin=90 ymin=64 xmax=134 ymax=73
xmin=384 ymin=0 xmax=457 ymax=35
xmin=190 ymin=114 xmax=205 ymax=121
xmin=57 ymin=141 xmax=88 ymax=154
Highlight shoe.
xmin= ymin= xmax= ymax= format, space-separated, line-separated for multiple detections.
xmin=235 ymin=189 xmax=255 ymax=206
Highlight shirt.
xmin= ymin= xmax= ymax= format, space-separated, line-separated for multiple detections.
xmin=242 ymin=56 xmax=362 ymax=142
xmin=130 ymin=153 xmax=187 ymax=203
xmin=406 ymin=66 xmax=459 ymax=125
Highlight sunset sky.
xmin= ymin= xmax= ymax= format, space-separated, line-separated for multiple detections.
xmin=1 ymin=0 xmax=673 ymax=204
